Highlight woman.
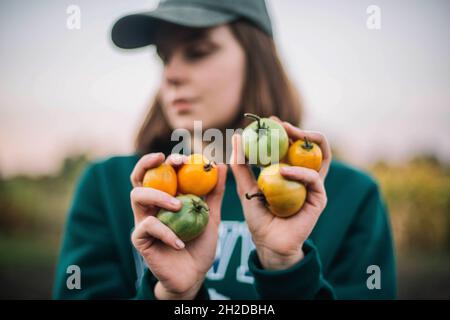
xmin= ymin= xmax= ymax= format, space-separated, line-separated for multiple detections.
xmin=53 ymin=0 xmax=396 ymax=299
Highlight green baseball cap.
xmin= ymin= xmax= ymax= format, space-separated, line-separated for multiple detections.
xmin=111 ymin=0 xmax=273 ymax=49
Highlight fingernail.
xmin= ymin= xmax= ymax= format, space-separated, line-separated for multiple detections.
xmin=171 ymin=198 xmax=181 ymax=206
xmin=280 ymin=167 xmax=292 ymax=174
xmin=176 ymin=239 xmax=185 ymax=249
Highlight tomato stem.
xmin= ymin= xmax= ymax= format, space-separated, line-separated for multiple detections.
xmin=203 ymin=160 xmax=216 ymax=172
xmin=245 ymin=192 xmax=268 ymax=207
xmin=301 ymin=137 xmax=314 ymax=150
xmin=245 ymin=192 xmax=265 ymax=200
xmin=191 ymin=199 xmax=209 ymax=214
xmin=244 ymin=113 xmax=262 ymax=129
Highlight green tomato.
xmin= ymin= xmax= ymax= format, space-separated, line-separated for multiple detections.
xmin=242 ymin=113 xmax=289 ymax=166
xmin=157 ymin=194 xmax=209 ymax=242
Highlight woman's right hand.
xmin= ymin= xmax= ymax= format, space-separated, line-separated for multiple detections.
xmin=130 ymin=152 xmax=227 ymax=300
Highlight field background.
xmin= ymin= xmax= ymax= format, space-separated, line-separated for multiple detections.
xmin=1 ymin=152 xmax=449 ymax=299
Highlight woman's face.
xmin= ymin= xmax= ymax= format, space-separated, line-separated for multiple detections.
xmin=157 ymin=24 xmax=246 ymax=132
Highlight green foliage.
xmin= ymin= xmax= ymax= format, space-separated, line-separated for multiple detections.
xmin=369 ymin=154 xmax=450 ymax=254
xmin=0 ymin=154 xmax=90 ymax=237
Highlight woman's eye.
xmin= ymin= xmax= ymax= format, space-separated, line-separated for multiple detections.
xmin=185 ymin=47 xmax=212 ymax=61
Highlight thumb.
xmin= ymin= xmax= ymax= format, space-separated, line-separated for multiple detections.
xmin=205 ymin=163 xmax=227 ymax=226
xmin=230 ymin=134 xmax=259 ymax=199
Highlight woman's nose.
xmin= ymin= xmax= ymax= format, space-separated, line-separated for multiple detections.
xmin=164 ymin=55 xmax=188 ymax=87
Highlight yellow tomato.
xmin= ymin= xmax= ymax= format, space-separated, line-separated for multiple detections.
xmin=247 ymin=163 xmax=307 ymax=218
xmin=287 ymin=138 xmax=323 ymax=172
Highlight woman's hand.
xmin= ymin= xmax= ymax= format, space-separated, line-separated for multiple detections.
xmin=130 ymin=152 xmax=227 ymax=299
xmin=230 ymin=118 xmax=332 ymax=271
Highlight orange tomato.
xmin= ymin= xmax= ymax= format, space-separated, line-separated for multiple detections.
xmin=142 ymin=163 xmax=177 ymax=196
xmin=177 ymin=154 xmax=218 ymax=196
xmin=287 ymin=138 xmax=323 ymax=172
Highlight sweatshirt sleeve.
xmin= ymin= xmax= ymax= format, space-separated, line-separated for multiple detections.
xmin=52 ymin=162 xmax=210 ymax=300
xmin=324 ymin=182 xmax=397 ymax=299
xmin=248 ymin=239 xmax=335 ymax=299
xmin=248 ymin=182 xmax=396 ymax=300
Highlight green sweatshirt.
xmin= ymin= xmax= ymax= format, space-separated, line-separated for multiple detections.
xmin=53 ymin=154 xmax=397 ymax=299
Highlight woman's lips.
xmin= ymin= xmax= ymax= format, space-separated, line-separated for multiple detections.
xmin=172 ymin=98 xmax=196 ymax=112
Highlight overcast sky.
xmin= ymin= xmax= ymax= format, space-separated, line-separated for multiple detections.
xmin=0 ymin=0 xmax=449 ymax=176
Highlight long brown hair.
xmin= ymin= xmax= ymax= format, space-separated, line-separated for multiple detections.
xmin=135 ymin=19 xmax=303 ymax=156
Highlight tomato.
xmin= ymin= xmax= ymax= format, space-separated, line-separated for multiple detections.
xmin=157 ymin=194 xmax=209 ymax=242
xmin=242 ymin=113 xmax=289 ymax=167
xmin=287 ymin=138 xmax=323 ymax=172
xmin=246 ymin=163 xmax=307 ymax=218
xmin=177 ymin=154 xmax=218 ymax=196
xmin=142 ymin=163 xmax=177 ymax=196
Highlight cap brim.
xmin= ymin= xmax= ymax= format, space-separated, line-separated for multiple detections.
xmin=111 ymin=5 xmax=237 ymax=49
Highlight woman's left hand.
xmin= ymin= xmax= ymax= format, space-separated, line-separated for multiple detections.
xmin=230 ymin=118 xmax=332 ymax=270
